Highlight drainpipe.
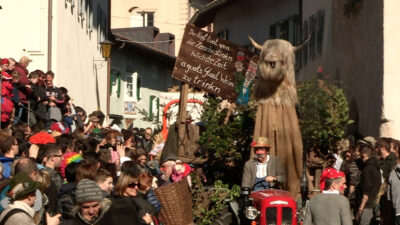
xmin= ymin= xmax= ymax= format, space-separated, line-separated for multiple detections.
xmin=298 ymin=0 xmax=308 ymax=208
xmin=106 ymin=0 xmax=111 ymax=116
xmin=47 ymin=0 xmax=52 ymax=71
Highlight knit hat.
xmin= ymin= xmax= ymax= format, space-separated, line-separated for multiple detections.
xmin=8 ymin=173 xmax=41 ymax=200
xmin=76 ymin=179 xmax=103 ymax=204
xmin=60 ymin=152 xmax=83 ymax=179
xmin=1 ymin=58 xmax=9 ymax=65
xmin=319 ymin=167 xmax=345 ymax=192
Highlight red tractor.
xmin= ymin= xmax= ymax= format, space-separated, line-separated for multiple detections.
xmin=241 ymin=188 xmax=298 ymax=225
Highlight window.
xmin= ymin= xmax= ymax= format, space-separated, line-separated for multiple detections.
xmin=110 ymin=71 xmax=121 ymax=98
xmin=130 ymin=11 xmax=154 ymax=27
xmin=217 ymin=29 xmax=229 ymax=40
xmin=97 ymin=5 xmax=107 ymax=44
xmin=267 ymin=15 xmax=302 ymax=68
xmin=280 ymin=20 xmax=289 ymax=41
xmin=317 ymin=10 xmax=325 ymax=56
xmin=126 ymin=75 xmax=133 ymax=98
xmin=303 ymin=21 xmax=308 ymax=66
xmin=144 ymin=12 xmax=154 ymax=26
xmin=302 ymin=10 xmax=325 ymax=65
xmin=86 ymin=0 xmax=93 ymax=33
xmin=310 ymin=14 xmax=317 ymax=60
xmin=124 ymin=72 xmax=139 ymax=101
xmin=269 ymin=25 xmax=276 ymax=39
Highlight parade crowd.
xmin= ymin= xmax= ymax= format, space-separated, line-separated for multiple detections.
xmin=303 ymin=136 xmax=400 ymax=225
xmin=0 ymin=56 xmax=190 ymax=225
xmin=1 ymin=56 xmax=400 ymax=225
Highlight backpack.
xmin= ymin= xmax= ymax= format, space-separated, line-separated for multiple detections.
xmin=0 ymin=208 xmax=30 ymax=225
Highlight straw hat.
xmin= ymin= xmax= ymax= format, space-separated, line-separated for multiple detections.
xmin=251 ymin=137 xmax=271 ymax=148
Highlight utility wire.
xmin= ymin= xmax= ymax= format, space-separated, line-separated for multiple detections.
xmin=115 ymin=38 xmax=182 ymax=44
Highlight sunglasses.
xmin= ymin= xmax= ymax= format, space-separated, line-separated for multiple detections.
xmin=127 ymin=182 xmax=140 ymax=188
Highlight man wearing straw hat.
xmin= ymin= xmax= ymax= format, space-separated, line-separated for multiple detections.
xmin=241 ymin=137 xmax=286 ymax=191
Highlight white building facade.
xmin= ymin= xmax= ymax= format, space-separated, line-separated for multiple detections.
xmin=0 ymin=0 xmax=110 ymax=116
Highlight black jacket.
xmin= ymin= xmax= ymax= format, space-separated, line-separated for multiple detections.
xmin=56 ymin=183 xmax=76 ymax=221
xmin=358 ymin=157 xmax=382 ymax=208
xmin=103 ymin=196 xmax=141 ymax=225
xmin=380 ymin=152 xmax=397 ymax=180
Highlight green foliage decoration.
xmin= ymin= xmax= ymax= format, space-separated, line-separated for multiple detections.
xmin=198 ymin=94 xmax=256 ymax=166
xmin=192 ymin=174 xmax=241 ymax=225
xmin=297 ymin=79 xmax=353 ymax=153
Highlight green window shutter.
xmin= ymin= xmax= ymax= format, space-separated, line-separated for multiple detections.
xmin=117 ymin=73 xmax=121 ymax=98
xmin=156 ymin=97 xmax=160 ymax=125
xmin=137 ymin=76 xmax=141 ymax=101
xmin=149 ymin=95 xmax=156 ymax=120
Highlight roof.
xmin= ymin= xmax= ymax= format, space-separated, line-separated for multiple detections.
xmin=112 ymin=29 xmax=176 ymax=65
xmin=190 ymin=0 xmax=238 ymax=27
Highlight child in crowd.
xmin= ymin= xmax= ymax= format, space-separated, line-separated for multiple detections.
xmin=11 ymin=71 xmax=21 ymax=124
xmin=28 ymin=70 xmax=48 ymax=123
xmin=95 ymin=168 xmax=114 ymax=197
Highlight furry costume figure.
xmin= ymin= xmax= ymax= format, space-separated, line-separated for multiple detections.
xmin=249 ymin=36 xmax=309 ymax=196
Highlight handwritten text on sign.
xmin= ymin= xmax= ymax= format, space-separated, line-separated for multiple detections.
xmin=172 ymin=24 xmax=252 ymax=102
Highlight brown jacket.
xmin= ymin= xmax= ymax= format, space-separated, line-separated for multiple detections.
xmin=241 ymin=155 xmax=286 ymax=188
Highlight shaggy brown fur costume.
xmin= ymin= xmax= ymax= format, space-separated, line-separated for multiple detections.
xmin=249 ymin=36 xmax=309 ymax=197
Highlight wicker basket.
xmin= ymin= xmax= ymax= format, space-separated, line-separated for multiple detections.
xmin=155 ymin=179 xmax=193 ymax=225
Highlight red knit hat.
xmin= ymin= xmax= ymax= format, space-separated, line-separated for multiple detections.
xmin=319 ymin=167 xmax=345 ymax=192
xmin=1 ymin=58 xmax=9 ymax=65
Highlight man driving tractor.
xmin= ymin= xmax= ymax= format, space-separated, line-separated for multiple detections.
xmin=241 ymin=137 xmax=286 ymax=191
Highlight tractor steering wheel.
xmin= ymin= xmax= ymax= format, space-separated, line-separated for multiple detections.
xmin=251 ymin=179 xmax=270 ymax=190
xmin=251 ymin=179 xmax=284 ymax=191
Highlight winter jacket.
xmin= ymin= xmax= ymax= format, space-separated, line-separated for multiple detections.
xmin=388 ymin=164 xmax=400 ymax=216
xmin=341 ymin=160 xmax=360 ymax=186
xmin=29 ymin=83 xmax=47 ymax=121
xmin=303 ymin=193 xmax=352 ymax=225
xmin=241 ymin=156 xmax=286 ymax=188
xmin=44 ymin=179 xmax=59 ymax=214
xmin=0 ymin=201 xmax=35 ymax=225
xmin=114 ymin=195 xmax=152 ymax=225
xmin=146 ymin=188 xmax=161 ymax=212
xmin=56 ymin=182 xmax=76 ymax=220
xmin=11 ymin=85 xmax=21 ymax=106
xmin=0 ymin=157 xmax=14 ymax=179
xmin=1 ymin=79 xmax=14 ymax=122
xmin=101 ymin=196 xmax=141 ymax=225
xmin=380 ymin=152 xmax=397 ymax=180
xmin=43 ymin=167 xmax=63 ymax=192
xmin=61 ymin=198 xmax=112 ymax=225
xmin=357 ymin=157 xmax=382 ymax=208
xmin=13 ymin=63 xmax=30 ymax=103
xmin=133 ymin=193 xmax=158 ymax=219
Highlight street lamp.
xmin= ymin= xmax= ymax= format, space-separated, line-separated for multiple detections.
xmin=100 ymin=40 xmax=113 ymax=60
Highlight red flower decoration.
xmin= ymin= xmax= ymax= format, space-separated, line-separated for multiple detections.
xmin=29 ymin=132 xmax=55 ymax=145
xmin=251 ymin=142 xmax=256 ymax=147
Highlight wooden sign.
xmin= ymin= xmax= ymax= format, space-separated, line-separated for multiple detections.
xmin=173 ymin=24 xmax=254 ymax=102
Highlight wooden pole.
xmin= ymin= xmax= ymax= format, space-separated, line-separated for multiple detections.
xmin=177 ymin=83 xmax=189 ymax=157
xmin=224 ymin=103 xmax=236 ymax=124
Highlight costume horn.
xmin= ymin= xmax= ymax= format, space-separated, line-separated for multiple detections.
xmin=293 ymin=35 xmax=311 ymax=52
xmin=248 ymin=35 xmax=262 ymax=51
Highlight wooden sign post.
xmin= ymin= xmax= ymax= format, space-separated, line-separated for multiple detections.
xmin=173 ymin=23 xmax=255 ymax=158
